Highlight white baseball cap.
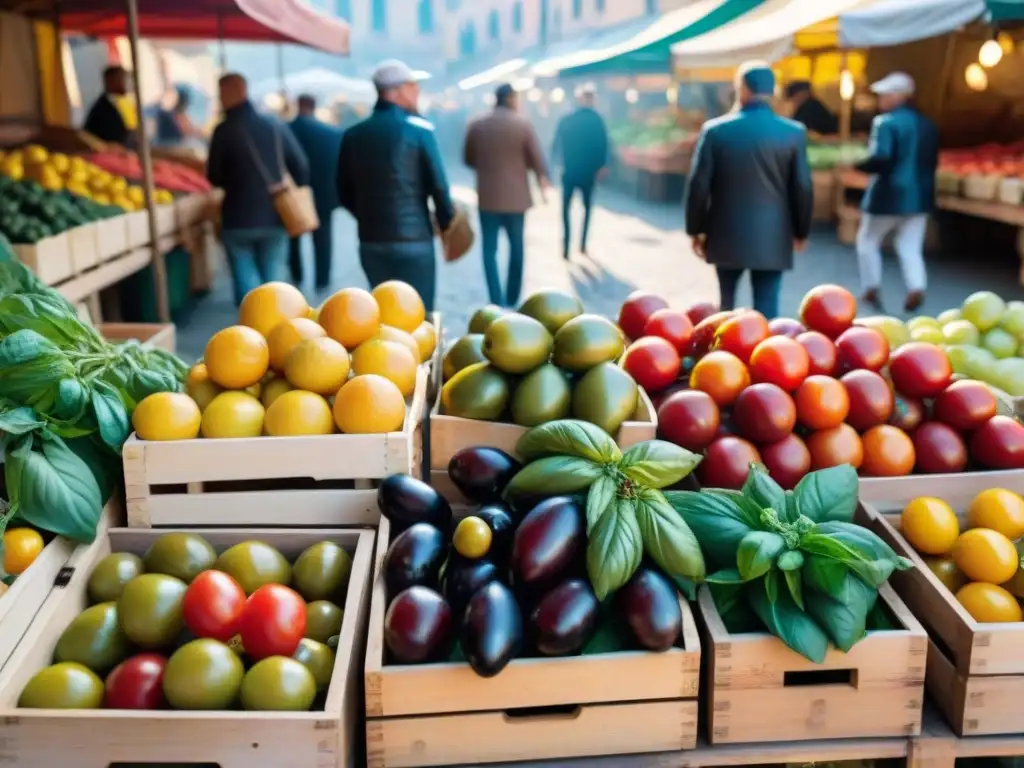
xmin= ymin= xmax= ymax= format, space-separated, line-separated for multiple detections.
xmin=870 ymin=72 xmax=915 ymax=96
xmin=372 ymin=59 xmax=431 ymax=90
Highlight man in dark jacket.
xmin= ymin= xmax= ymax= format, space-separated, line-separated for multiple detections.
xmin=552 ymin=86 xmax=609 ymax=260
xmin=288 ymin=94 xmax=344 ymax=292
xmin=207 ymin=73 xmax=310 ymax=306
xmin=685 ymin=63 xmax=813 ymax=319
xmin=83 ymin=66 xmax=132 ymax=147
xmin=337 ymin=60 xmax=455 ymax=311
xmin=854 ymin=72 xmax=939 ymax=312
xmin=784 ymin=81 xmax=838 ymax=136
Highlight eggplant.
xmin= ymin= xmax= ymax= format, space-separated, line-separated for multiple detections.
xmin=377 ymin=474 xmax=452 ymax=534
xmin=383 ymin=523 xmax=447 ymax=598
xmin=448 ymin=447 xmax=521 ymax=504
xmin=511 ymin=497 xmax=585 ymax=592
xmin=460 ymin=582 xmax=523 ymax=677
xmin=443 ymin=558 xmax=500 ymax=618
xmin=529 ymin=579 xmax=599 ymax=656
xmin=475 ymin=504 xmax=516 ymax=564
xmin=618 ymin=567 xmax=682 ymax=651
xmin=384 ymin=586 xmax=453 ymax=664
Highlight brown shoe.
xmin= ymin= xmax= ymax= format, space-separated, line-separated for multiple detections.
xmin=861 ymin=288 xmax=883 ymax=311
xmin=904 ymin=291 xmax=925 ymax=312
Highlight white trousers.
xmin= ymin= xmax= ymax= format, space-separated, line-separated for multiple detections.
xmin=855 ymin=212 xmax=928 ymax=293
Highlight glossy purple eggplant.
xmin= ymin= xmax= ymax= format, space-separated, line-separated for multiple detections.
xmin=529 ymin=579 xmax=599 ymax=656
xmin=384 ymin=586 xmax=453 ymax=664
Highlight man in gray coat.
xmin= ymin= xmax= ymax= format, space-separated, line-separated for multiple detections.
xmin=685 ymin=62 xmax=813 ymax=319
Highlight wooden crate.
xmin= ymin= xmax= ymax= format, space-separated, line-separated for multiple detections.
xmin=124 ymin=210 xmax=150 ymax=249
xmin=364 ymin=516 xmax=700 ymax=768
xmin=98 ymin=322 xmax=176 ymax=353
xmin=698 ymin=581 xmax=927 ymax=745
xmin=123 ymin=367 xmax=428 ymax=528
xmin=429 ymin=385 xmax=657 ymax=471
xmin=66 ymin=224 xmax=99 ymax=273
xmin=154 ymin=202 xmax=177 ymax=237
xmin=95 ymin=215 xmax=127 ymax=261
xmin=0 ymin=525 xmax=374 ymax=768
xmin=860 ymin=470 xmax=1024 ymax=513
xmin=13 ymin=233 xmax=73 ymax=285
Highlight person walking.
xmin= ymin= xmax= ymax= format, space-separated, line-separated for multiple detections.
xmin=783 ymin=81 xmax=838 ymax=137
xmin=685 ymin=62 xmax=813 ymax=319
xmin=206 ymin=73 xmax=310 ymax=306
xmin=84 ymin=66 xmax=133 ymax=147
xmin=463 ymin=84 xmax=550 ymax=308
xmin=854 ymin=72 xmax=939 ymax=312
xmin=287 ymin=94 xmax=344 ymax=292
xmin=337 ymin=60 xmax=455 ymax=312
xmin=154 ymin=86 xmax=203 ymax=148
xmin=552 ymin=85 xmax=610 ymax=260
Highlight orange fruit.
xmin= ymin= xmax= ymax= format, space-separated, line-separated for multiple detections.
xmin=267 ymin=317 xmax=327 ymax=372
xmin=200 ymin=391 xmax=265 ymax=439
xmin=372 ymin=280 xmax=425 ymax=333
xmin=238 ymin=281 xmax=310 ymax=338
xmin=260 ymin=377 xmax=294 ymax=408
xmin=952 ymin=528 xmax=1020 ymax=584
xmin=319 ymin=288 xmax=380 ymax=349
xmin=204 ymin=326 xmax=270 ymax=389
xmin=860 ymin=425 xmax=916 ymax=477
xmin=377 ymin=325 xmax=421 ymax=362
xmin=901 ymin=497 xmax=959 ymax=556
xmin=185 ymin=363 xmax=223 ymax=412
xmin=333 ymin=375 xmax=406 ymax=434
xmin=956 ymin=582 xmax=1023 ymax=623
xmin=968 ymin=488 xmax=1024 ymax=541
xmin=411 ymin=321 xmax=437 ymax=363
xmin=264 ymin=390 xmax=335 ymax=436
xmin=4 ymin=529 xmax=44 ymax=575
xmin=351 ymin=339 xmax=418 ymax=397
xmin=133 ymin=392 xmax=202 ymax=441
xmin=689 ymin=350 xmax=750 ymax=407
xmin=284 ymin=338 xmax=351 ymax=396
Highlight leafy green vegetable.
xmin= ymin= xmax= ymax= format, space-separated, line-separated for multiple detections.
xmin=792 ymin=465 xmax=859 ymax=523
xmin=748 ymin=575 xmax=829 ymax=663
xmin=619 ymin=440 xmax=701 ymax=489
xmin=736 ymin=531 xmax=787 ymax=581
xmin=665 ymin=489 xmax=759 ymax=569
xmin=635 ymin=489 xmax=705 ymax=583
xmin=742 ymin=465 xmax=786 ymax=514
xmin=585 ymin=475 xmax=617 ymax=530
xmin=587 ymin=497 xmax=643 ymax=600
xmin=802 ymin=554 xmax=850 ymax=599
xmin=515 ymin=419 xmax=622 ymax=464
xmin=90 ymin=380 xmax=130 ymax=453
xmin=504 ymin=455 xmax=604 ymax=498
xmin=805 ymin=572 xmax=877 ymax=651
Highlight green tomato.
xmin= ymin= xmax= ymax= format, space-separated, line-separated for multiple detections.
xmin=305 ymin=600 xmax=344 ymax=644
xmin=240 ymin=657 xmax=316 ymax=711
xmin=163 ymin=639 xmax=244 ymax=710
xmin=19 ymin=663 xmax=104 ymax=709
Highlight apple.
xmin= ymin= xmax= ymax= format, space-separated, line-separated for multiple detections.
xmin=937 ymin=308 xmax=962 ymax=325
xmin=685 ymin=302 xmax=719 ymax=326
xmin=1000 ymin=300 xmax=1024 ymax=336
xmin=961 ymin=291 xmax=1006 ymax=332
xmin=855 ymin=316 xmax=909 ymax=350
xmin=941 ymin=320 xmax=980 ymax=347
xmin=982 ymin=327 xmax=1018 ymax=359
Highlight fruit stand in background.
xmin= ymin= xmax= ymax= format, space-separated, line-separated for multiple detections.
xmin=610 ymin=112 xmax=699 ymax=203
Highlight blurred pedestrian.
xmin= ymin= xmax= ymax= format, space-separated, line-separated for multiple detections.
xmin=288 ymin=93 xmax=343 ymax=293
xmin=685 ymin=62 xmax=813 ymax=319
xmin=207 ymin=73 xmax=310 ymax=306
xmin=155 ymin=86 xmax=203 ymax=148
xmin=783 ymin=81 xmax=838 ymax=137
xmin=337 ymin=60 xmax=455 ymax=311
xmin=84 ymin=66 xmax=133 ymax=147
xmin=463 ymin=83 xmax=550 ymax=307
xmin=552 ymin=85 xmax=610 ymax=260
xmin=854 ymin=72 xmax=939 ymax=312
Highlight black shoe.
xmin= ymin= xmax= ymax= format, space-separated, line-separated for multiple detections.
xmin=904 ymin=291 xmax=925 ymax=312
xmin=861 ymin=288 xmax=883 ymax=312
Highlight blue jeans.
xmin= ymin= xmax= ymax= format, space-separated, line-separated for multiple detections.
xmin=479 ymin=211 xmax=525 ymax=308
xmin=562 ymin=175 xmax=595 ymax=258
xmin=360 ymin=241 xmax=436 ymax=312
xmin=221 ymin=228 xmax=290 ymax=306
xmin=716 ymin=267 xmax=783 ymax=319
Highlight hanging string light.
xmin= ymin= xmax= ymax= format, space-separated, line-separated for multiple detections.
xmin=965 ymin=63 xmax=989 ymax=91
xmin=979 ymin=39 xmax=1004 ymax=68
xmin=839 ymin=70 xmax=855 ymax=101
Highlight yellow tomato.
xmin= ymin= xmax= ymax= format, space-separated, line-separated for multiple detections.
xmin=956 ymin=582 xmax=1023 ymax=623
xmin=901 ymin=497 xmax=960 ymax=556
xmin=953 ymin=528 xmax=1020 ymax=584
xmin=968 ymin=489 xmax=1024 ymax=541
xmin=4 ymin=529 xmax=44 ymax=575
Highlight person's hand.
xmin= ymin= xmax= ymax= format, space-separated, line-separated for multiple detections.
xmin=794 ymin=238 xmax=808 ymax=253
xmin=691 ymin=235 xmax=707 ymax=261
xmin=597 ymin=167 xmax=610 ymax=181
xmin=538 ymin=177 xmax=552 ymax=204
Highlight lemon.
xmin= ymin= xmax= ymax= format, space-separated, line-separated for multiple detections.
xmin=900 ymin=497 xmax=959 ymax=556
xmin=239 ymin=282 xmax=310 ymax=339
xmin=264 ymin=390 xmax=335 ymax=436
xmin=411 ymin=321 xmax=437 ymax=363
xmin=184 ymin=363 xmax=223 ymax=412
xmin=351 ymin=339 xmax=418 ymax=397
xmin=284 ymin=338 xmax=350 ymax=396
xmin=267 ymin=317 xmax=326 ymax=372
xmin=200 ymin=392 xmax=265 ymax=439
xmin=333 ymin=375 xmax=405 ymax=434
xmin=204 ymin=326 xmax=270 ymax=390
xmin=132 ymin=393 xmax=202 ymax=441
xmin=261 ymin=377 xmax=294 ymax=408
xmin=376 ymin=325 xmax=420 ymax=362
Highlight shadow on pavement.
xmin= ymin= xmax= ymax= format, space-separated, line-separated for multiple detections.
xmin=569 ymin=255 xmax=638 ymax=309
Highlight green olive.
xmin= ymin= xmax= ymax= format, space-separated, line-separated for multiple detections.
xmin=19 ymin=663 xmax=104 ymax=709
xmin=87 ymin=553 xmax=145 ymax=603
xmin=143 ymin=533 xmax=216 ymax=583
xmin=305 ymin=600 xmax=344 ymax=644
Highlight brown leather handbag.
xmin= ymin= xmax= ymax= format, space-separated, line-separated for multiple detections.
xmin=243 ymin=125 xmax=319 ymax=238
xmin=436 ymin=204 xmax=474 ymax=263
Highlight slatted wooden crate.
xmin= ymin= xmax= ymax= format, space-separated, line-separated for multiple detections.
xmin=124 ymin=210 xmax=150 ymax=249
xmin=14 ymin=232 xmax=73 ymax=285
xmin=123 ymin=367 xmax=428 ymax=528
xmin=364 ymin=516 xmax=700 ymax=768
xmin=66 ymin=224 xmax=99 ymax=273
xmin=95 ymin=215 xmax=127 ymax=261
xmin=0 ymin=525 xmax=374 ymax=768
xmin=860 ymin=470 xmax=1024 ymax=509
xmin=98 ymin=322 xmax=176 ymax=353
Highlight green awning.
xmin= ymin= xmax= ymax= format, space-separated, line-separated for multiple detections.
xmin=988 ymin=0 xmax=1024 ymax=21
xmin=557 ymin=0 xmax=768 ymax=78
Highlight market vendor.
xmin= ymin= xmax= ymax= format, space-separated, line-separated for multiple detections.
xmin=784 ymin=81 xmax=838 ymax=137
xmin=84 ymin=66 xmax=134 ymax=148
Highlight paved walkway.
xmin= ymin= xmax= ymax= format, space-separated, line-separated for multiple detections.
xmin=175 ymin=177 xmax=1024 ymax=362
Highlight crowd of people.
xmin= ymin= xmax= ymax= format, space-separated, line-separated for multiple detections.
xmin=80 ymin=56 xmax=941 ymax=320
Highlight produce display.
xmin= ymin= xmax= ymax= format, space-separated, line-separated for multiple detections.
xmin=616 ymin=285 xmax=1024 ymax=490
xmin=807 ymin=142 xmax=869 ymax=171
xmin=18 ymin=532 xmax=351 ymax=710
xmin=0 ymin=258 xmax=188 ymax=554
xmin=440 ymin=290 xmax=644 ymax=436
xmin=609 ymin=114 xmax=695 ymax=152
xmin=87 ymin=152 xmax=213 ymax=195
xmin=937 ymin=142 xmax=1024 ymax=202
xmin=0 ymin=176 xmax=121 ymax=246
xmin=135 ymin=280 xmax=436 ymax=441
xmin=379 ymin=420 xmax=704 ymax=676
xmin=900 ymin=489 xmax=1024 ymax=623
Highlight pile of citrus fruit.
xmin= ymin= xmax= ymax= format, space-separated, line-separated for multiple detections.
xmin=900 ymin=489 xmax=1024 ymax=622
xmin=132 ymin=281 xmax=436 ymax=439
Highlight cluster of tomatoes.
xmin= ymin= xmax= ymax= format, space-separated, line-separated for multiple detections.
xmin=615 ymin=285 xmax=1024 ymax=491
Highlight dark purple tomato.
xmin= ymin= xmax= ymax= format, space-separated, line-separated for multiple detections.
xmin=970 ymin=416 xmax=1024 ymax=470
xmin=383 ymin=523 xmax=447 ymax=599
xmin=698 ymin=437 xmax=761 ymax=490
xmin=889 ymin=342 xmax=953 ymax=399
xmin=732 ymin=383 xmax=797 ymax=444
xmin=384 ymin=587 xmax=453 ymax=664
xmin=377 ymin=474 xmax=452 ymax=534
xmin=913 ymin=422 xmax=968 ymax=474
xmin=617 ymin=568 xmax=682 ymax=651
xmin=933 ymin=380 xmax=997 ymax=432
xmin=444 ymin=559 xmax=500 ymax=618
xmin=841 ymin=369 xmax=894 ymax=432
xmin=460 ymin=582 xmax=523 ymax=677
xmin=528 ymin=579 xmax=599 ymax=656
xmin=475 ymin=505 xmax=516 ymax=564
xmin=448 ymin=447 xmax=522 ymax=504
xmin=760 ymin=433 xmax=812 ymax=490
xmin=657 ymin=390 xmax=720 ymax=452
xmin=511 ymin=497 xmax=585 ymax=591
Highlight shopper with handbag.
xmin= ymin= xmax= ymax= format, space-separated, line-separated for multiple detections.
xmin=207 ymin=73 xmax=312 ymax=306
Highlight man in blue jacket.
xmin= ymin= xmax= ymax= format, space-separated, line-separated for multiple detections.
xmin=685 ymin=63 xmax=813 ymax=319
xmin=854 ymin=72 xmax=939 ymax=312
xmin=207 ymin=73 xmax=310 ymax=306
xmin=288 ymin=94 xmax=343 ymax=292
xmin=336 ymin=60 xmax=455 ymax=311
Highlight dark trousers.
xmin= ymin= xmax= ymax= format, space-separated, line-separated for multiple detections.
xmin=716 ymin=267 xmax=783 ymax=319
xmin=360 ymin=240 xmax=436 ymax=312
xmin=288 ymin=212 xmax=333 ymax=289
xmin=562 ymin=175 xmax=595 ymax=257
xmin=478 ymin=210 xmax=525 ymax=308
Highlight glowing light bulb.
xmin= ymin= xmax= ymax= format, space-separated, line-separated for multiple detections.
xmin=997 ymin=31 xmax=1014 ymax=55
xmin=839 ymin=70 xmax=855 ymax=101
xmin=625 ymin=88 xmax=639 ymax=104
xmin=979 ymin=40 xmax=1003 ymax=68
xmin=550 ymin=87 xmax=565 ymax=103
xmin=965 ymin=63 xmax=988 ymax=92
xmin=527 ymin=88 xmax=543 ymax=102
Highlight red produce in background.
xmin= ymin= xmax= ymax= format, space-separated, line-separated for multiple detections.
xmin=650 ymin=380 xmax=690 ymax=411
xmin=768 ymin=317 xmax=807 ymax=339
xmin=970 ymin=416 xmax=1024 ymax=469
xmin=748 ymin=336 xmax=809 ymax=391
xmin=733 ymin=383 xmax=797 ymax=444
xmin=619 ymin=291 xmax=669 ymax=341
xmin=622 ymin=337 xmax=681 ymax=393
xmin=713 ymin=311 xmax=770 ymax=363
xmin=657 ymin=390 xmax=720 ymax=451
xmin=889 ymin=394 xmax=926 ymax=433
xmin=807 ymin=423 xmax=864 ymax=470
xmin=689 ymin=350 xmax=750 ymax=407
xmin=87 ymin=152 xmax=212 ymax=193
xmin=685 ymin=302 xmax=719 ymax=325
xmin=835 ymin=327 xmax=890 ymax=374
xmin=796 ymin=331 xmax=838 ymax=377
xmin=643 ymin=309 xmax=694 ymax=355
xmin=841 ymin=369 xmax=894 ymax=432
xmin=799 ymin=284 xmax=857 ymax=338
xmin=699 ymin=437 xmax=762 ymax=489
xmin=913 ymin=422 xmax=968 ymax=474
xmin=889 ymin=343 xmax=952 ymax=399
xmin=691 ymin=310 xmax=738 ymax=358
xmin=861 ymin=425 xmax=916 ymax=477
xmin=761 ymin=433 xmax=811 ymax=489
xmin=933 ymin=380 xmax=997 ymax=432
xmin=795 ymin=375 xmax=850 ymax=430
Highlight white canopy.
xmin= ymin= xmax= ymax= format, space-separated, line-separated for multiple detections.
xmin=838 ymin=0 xmax=987 ymax=48
xmin=251 ymin=67 xmax=376 ymax=102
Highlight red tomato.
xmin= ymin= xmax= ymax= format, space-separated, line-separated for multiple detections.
xmin=933 ymin=380 xmax=997 ymax=432
xmin=888 ymin=343 xmax=953 ymax=399
xmin=749 ymin=336 xmax=810 ymax=391
xmin=104 ymin=653 xmax=168 ymax=709
xmin=860 ymin=425 xmax=916 ymax=477
xmin=768 ymin=317 xmax=807 ymax=339
xmin=643 ymin=309 xmax=694 ymax=355
xmin=914 ymin=422 xmax=968 ymax=474
xmin=651 ymin=380 xmax=690 ymax=411
xmin=238 ymin=584 xmax=307 ymax=660
xmin=622 ymin=337 xmax=682 ymax=393
xmin=890 ymin=394 xmax=926 ymax=433
xmin=619 ymin=291 xmax=669 ymax=341
xmin=807 ymin=424 xmax=864 ymax=470
xmin=685 ymin=302 xmax=719 ymax=326
xmin=657 ymin=390 xmax=720 ymax=452
xmin=182 ymin=570 xmax=247 ymax=642
xmin=733 ymin=383 xmax=797 ymax=444
xmin=691 ymin=310 xmax=738 ymax=358
xmin=795 ymin=375 xmax=850 ymax=431
xmin=713 ymin=311 xmax=770 ymax=363
xmin=761 ymin=434 xmax=812 ymax=490
xmin=799 ymin=284 xmax=857 ymax=338
xmin=689 ymin=350 xmax=750 ymax=407
xmin=835 ymin=327 xmax=890 ymax=374
xmin=841 ymin=369 xmax=894 ymax=432
xmin=795 ymin=331 xmax=838 ymax=376
xmin=698 ymin=437 xmax=762 ymax=490
xmin=970 ymin=416 xmax=1024 ymax=470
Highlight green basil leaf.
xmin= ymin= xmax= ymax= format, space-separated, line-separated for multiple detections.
xmin=635 ymin=488 xmax=706 ymax=583
xmin=802 ymin=554 xmax=850 ymax=599
xmin=582 ymin=605 xmax=630 ymax=655
xmin=706 ymin=568 xmax=746 ymax=584
xmin=799 ymin=531 xmax=868 ymax=566
xmin=805 ymin=572 xmax=878 ymax=652
xmin=585 ymin=475 xmax=617 ymax=531
xmin=800 ymin=529 xmax=905 ymax=588
xmin=51 ymin=378 xmax=90 ymax=423
xmin=784 ymin=490 xmax=801 ymax=523
xmin=0 ymin=330 xmax=75 ymax=408
xmin=784 ymin=568 xmax=805 ymax=610
xmin=587 ymin=497 xmax=643 ymax=600
xmin=128 ymin=368 xmax=180 ymax=405
xmin=816 ymin=522 xmax=914 ymax=572
xmin=516 ymin=419 xmax=622 ymax=464
xmin=619 ymin=440 xmax=702 ymax=489
xmin=777 ymin=550 xmax=804 ymax=572
xmin=704 ymin=488 xmax=770 ymax=528
xmin=765 ymin=569 xmax=779 ymax=604
xmin=747 ymin=573 xmax=830 ymax=663
xmin=737 ymin=531 xmax=787 ymax=581
xmin=504 ymin=456 xmax=604 ymax=499
xmin=0 ymin=294 xmax=93 ymax=349
xmin=868 ymin=601 xmax=895 ymax=631
xmin=3 ymin=433 xmax=32 ymax=517
xmin=708 ymin=579 xmax=746 ymax=622
xmin=742 ymin=464 xmax=786 ymax=514
xmin=664 ymin=489 xmax=760 ymax=570
xmin=793 ymin=465 xmax=859 ymax=523
xmin=90 ymin=380 xmax=131 ymax=453
xmin=0 ymin=406 xmax=44 ymax=435
xmin=65 ymin=435 xmax=117 ymax=505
